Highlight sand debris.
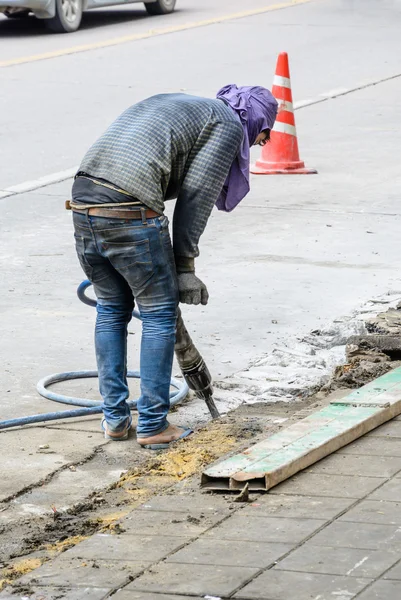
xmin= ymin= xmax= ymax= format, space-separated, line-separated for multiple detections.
xmin=0 ymin=558 xmax=43 ymax=591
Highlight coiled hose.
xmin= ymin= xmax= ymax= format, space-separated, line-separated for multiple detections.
xmin=0 ymin=281 xmax=188 ymax=430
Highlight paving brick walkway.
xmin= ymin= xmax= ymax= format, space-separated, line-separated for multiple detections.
xmin=2 ymin=416 xmax=401 ymax=600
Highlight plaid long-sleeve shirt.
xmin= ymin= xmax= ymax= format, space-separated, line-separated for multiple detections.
xmin=77 ymin=94 xmax=243 ymax=259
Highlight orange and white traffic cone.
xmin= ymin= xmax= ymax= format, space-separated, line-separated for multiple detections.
xmin=251 ymin=52 xmax=317 ymax=175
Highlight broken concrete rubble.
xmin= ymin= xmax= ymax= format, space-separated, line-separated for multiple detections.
xmin=366 ymin=305 xmax=401 ymax=334
xmin=327 ymin=304 xmax=401 ymax=390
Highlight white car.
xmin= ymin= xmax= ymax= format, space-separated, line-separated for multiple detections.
xmin=0 ymin=0 xmax=176 ymax=33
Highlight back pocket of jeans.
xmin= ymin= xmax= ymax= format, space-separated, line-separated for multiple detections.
xmin=106 ymin=238 xmax=154 ymax=289
xmin=74 ymin=234 xmax=94 ymax=281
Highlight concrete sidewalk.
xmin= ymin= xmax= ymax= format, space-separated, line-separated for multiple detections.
xmin=3 ymin=414 xmax=400 ymax=599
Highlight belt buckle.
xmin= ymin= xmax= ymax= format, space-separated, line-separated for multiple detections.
xmin=140 ymin=208 xmax=147 ymax=224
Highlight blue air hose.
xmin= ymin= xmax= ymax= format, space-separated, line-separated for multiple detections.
xmin=0 ymin=281 xmax=188 ymax=430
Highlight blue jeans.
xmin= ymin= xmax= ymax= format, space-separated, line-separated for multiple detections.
xmin=72 ymin=211 xmax=179 ymax=438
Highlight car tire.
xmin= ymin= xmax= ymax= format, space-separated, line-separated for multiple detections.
xmin=46 ymin=0 xmax=83 ymax=33
xmin=145 ymin=0 xmax=176 ymax=16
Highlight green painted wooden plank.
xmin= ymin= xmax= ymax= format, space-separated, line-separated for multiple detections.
xmin=203 ymin=368 xmax=401 ymax=489
xmin=205 ymin=404 xmax=382 ymax=478
xmin=239 ymin=406 xmax=381 ymax=475
xmin=316 ymin=404 xmax=382 ymax=422
xmin=204 ymin=404 xmax=383 ymax=479
xmin=203 ymin=414 xmax=337 ymax=478
xmin=338 ymin=367 xmax=401 ymax=402
xmin=331 ymin=382 xmax=401 ymax=408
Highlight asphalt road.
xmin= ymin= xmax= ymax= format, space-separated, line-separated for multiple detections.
xmin=1 ymin=0 xmax=401 ymax=189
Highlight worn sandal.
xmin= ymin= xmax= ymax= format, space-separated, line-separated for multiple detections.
xmin=101 ymin=416 xmax=132 ymax=441
xmin=139 ymin=426 xmax=193 ymax=450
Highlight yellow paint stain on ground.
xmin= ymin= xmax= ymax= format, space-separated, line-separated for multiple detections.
xmin=0 ymin=0 xmax=315 ymax=68
xmin=0 ymin=558 xmax=43 ymax=591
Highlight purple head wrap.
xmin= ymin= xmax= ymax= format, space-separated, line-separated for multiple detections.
xmin=216 ymin=84 xmax=278 ymax=212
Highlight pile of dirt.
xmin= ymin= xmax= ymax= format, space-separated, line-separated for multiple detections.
xmin=330 ymin=357 xmax=395 ymax=389
xmin=327 ymin=303 xmax=401 ymax=390
xmin=0 ymin=558 xmax=42 ymax=592
xmin=117 ymin=422 xmax=237 ymax=493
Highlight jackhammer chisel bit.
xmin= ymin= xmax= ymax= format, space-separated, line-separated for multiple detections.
xmin=174 ymin=308 xmax=220 ymax=419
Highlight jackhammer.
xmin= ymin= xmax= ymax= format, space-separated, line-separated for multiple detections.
xmin=175 ymin=308 xmax=220 ymax=419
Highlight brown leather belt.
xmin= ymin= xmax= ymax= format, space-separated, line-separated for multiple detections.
xmin=72 ymin=206 xmax=160 ymax=220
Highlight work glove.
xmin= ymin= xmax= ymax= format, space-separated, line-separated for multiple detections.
xmin=177 ymin=272 xmax=209 ymax=306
